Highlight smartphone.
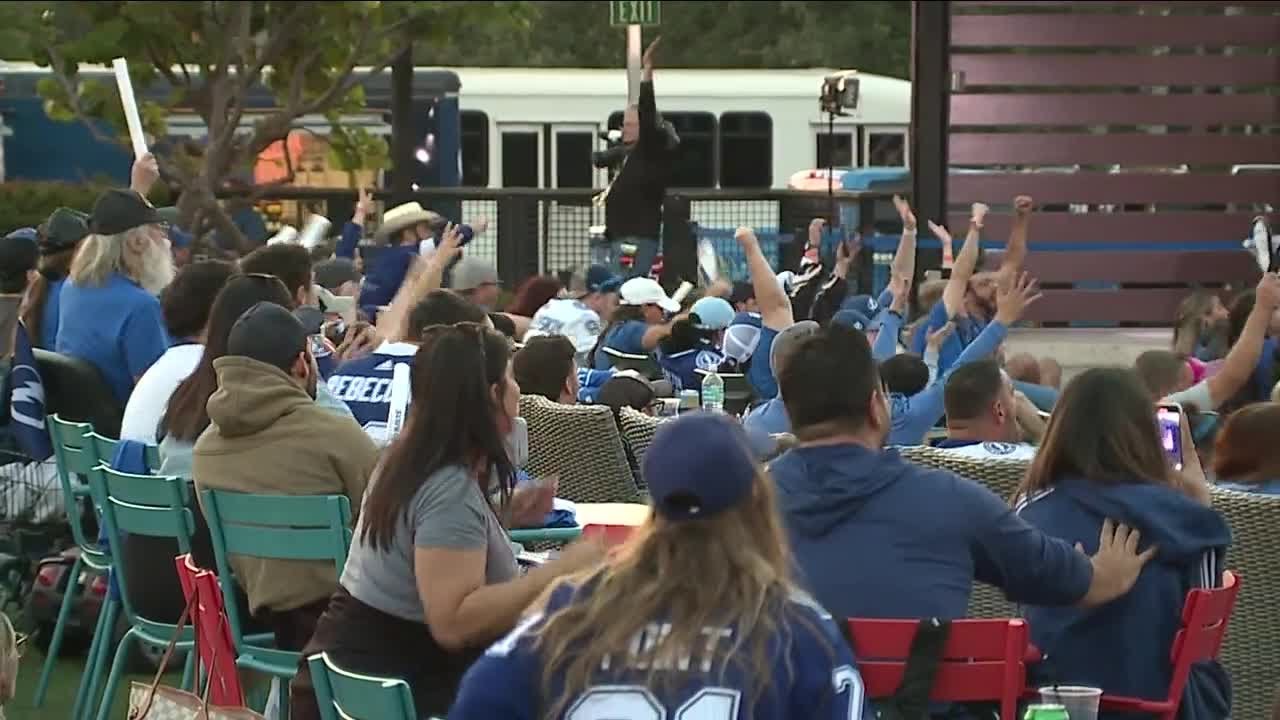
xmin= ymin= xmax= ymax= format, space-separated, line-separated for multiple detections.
xmin=1156 ymin=402 xmax=1183 ymax=471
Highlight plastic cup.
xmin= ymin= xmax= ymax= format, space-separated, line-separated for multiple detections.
xmin=1038 ymin=685 xmax=1102 ymax=720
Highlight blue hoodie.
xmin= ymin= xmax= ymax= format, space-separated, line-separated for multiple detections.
xmin=770 ymin=444 xmax=1092 ymax=621
xmin=1017 ymin=477 xmax=1232 ymax=719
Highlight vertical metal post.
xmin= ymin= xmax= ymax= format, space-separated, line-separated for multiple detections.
xmin=910 ymin=0 xmax=951 ymax=292
xmin=390 ymin=46 xmax=414 ymax=204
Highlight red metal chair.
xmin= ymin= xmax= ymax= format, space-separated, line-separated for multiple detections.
xmin=846 ymin=618 xmax=1031 ymax=720
xmin=174 ymin=553 xmax=245 ymax=707
xmin=1098 ymin=570 xmax=1240 ymax=720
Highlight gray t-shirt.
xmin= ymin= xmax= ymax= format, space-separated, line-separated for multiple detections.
xmin=341 ymin=464 xmax=519 ymax=623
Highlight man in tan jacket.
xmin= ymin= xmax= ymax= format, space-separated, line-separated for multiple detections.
xmin=193 ymin=301 xmax=378 ymax=651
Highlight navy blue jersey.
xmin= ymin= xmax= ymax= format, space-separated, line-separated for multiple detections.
xmin=325 ymin=341 xmax=417 ymax=444
xmin=449 ymin=580 xmax=869 ymax=720
xmin=657 ymin=341 xmax=725 ymax=392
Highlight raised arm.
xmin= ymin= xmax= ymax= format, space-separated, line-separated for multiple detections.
xmin=637 ymin=36 xmax=662 ymax=147
xmin=999 ymin=195 xmax=1033 ymax=281
xmin=376 ymin=223 xmax=463 ymax=342
xmin=738 ymin=226 xmax=793 ymax=331
xmin=336 ymin=187 xmax=371 ymax=260
xmin=891 ymin=195 xmax=918 ymax=281
xmin=872 ymin=273 xmax=911 ymax=361
xmin=1203 ymin=273 xmax=1280 ymax=407
xmin=938 ymin=203 xmax=987 ymax=317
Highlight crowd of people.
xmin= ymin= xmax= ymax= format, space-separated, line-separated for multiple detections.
xmin=0 ymin=41 xmax=1277 ymax=720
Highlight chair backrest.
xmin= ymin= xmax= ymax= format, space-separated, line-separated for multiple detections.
xmin=616 ymin=406 xmax=664 ymax=467
xmin=847 ymin=618 xmax=1030 ymax=720
xmin=45 ymin=414 xmax=102 ymax=550
xmin=90 ymin=465 xmax=194 ymax=624
xmin=175 ymin=553 xmax=245 ymax=707
xmin=601 ymin=347 xmax=663 ymax=380
xmin=1163 ymin=570 xmax=1242 ymax=712
xmin=307 ymin=652 xmax=417 ymax=720
xmin=145 ymin=444 xmax=162 ymax=473
xmin=1207 ymin=488 xmax=1280 ymax=719
xmin=33 ymin=349 xmax=125 ymax=438
xmin=519 ymin=394 xmax=644 ymax=503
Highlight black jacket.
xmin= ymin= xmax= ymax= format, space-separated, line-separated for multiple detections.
xmin=605 ymin=80 xmax=671 ymax=239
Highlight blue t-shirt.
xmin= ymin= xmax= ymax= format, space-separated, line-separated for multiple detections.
xmin=55 ymin=273 xmax=169 ymax=404
xmin=449 ymin=579 xmax=869 ymax=720
xmin=326 ymin=341 xmax=417 ymax=442
xmin=747 ymin=326 xmax=781 ymax=400
xmin=594 ymin=320 xmax=649 ymax=370
xmin=657 ymin=340 xmax=725 ymax=391
xmin=39 ymin=278 xmax=65 ymax=350
xmin=910 ymin=301 xmax=987 ymax=375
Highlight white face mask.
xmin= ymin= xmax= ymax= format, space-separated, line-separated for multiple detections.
xmin=506 ymin=415 xmax=529 ymax=469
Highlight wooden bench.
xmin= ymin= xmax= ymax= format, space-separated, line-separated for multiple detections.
xmin=981 ymin=249 xmax=1259 ymax=325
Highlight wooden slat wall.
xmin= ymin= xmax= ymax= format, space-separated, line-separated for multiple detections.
xmin=946 ymin=1 xmax=1279 ymax=324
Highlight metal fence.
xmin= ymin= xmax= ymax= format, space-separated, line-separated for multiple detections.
xmin=248 ymin=186 xmax=906 ymax=289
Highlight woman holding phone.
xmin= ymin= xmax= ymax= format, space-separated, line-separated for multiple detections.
xmin=289 ymin=323 xmax=604 ymax=719
xmin=1013 ymin=367 xmax=1230 ymax=718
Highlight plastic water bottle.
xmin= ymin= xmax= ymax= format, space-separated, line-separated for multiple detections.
xmin=701 ymin=369 xmax=725 ymax=413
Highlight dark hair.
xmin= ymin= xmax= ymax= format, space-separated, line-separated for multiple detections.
xmin=1227 ymin=289 xmax=1254 ymax=347
xmin=488 ymin=312 xmax=517 ymax=338
xmin=880 ymin=354 xmax=930 ymax=397
xmin=780 ymin=324 xmax=880 ymax=436
xmin=1213 ymin=402 xmax=1280 ymax=483
xmin=944 ymin=360 xmax=1005 ymax=422
xmin=239 ymin=244 xmax=313 ymax=300
xmin=19 ymin=249 xmax=76 ymax=340
xmin=1018 ymin=367 xmax=1172 ymax=498
xmin=159 ymin=274 xmax=294 ymax=442
xmin=658 ymin=314 xmax=714 ymax=355
xmin=513 ymin=335 xmax=576 ymax=402
xmin=597 ymin=375 xmax=656 ymax=413
xmin=159 ymin=260 xmax=236 ymax=340
xmin=1134 ymin=350 xmax=1190 ymax=402
xmin=407 ymin=290 xmax=488 ymax=342
xmin=360 ymin=323 xmax=517 ymax=550
xmin=506 ymin=275 xmax=563 ymax=317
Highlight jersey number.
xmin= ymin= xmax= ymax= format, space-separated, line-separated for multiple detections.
xmin=565 ymin=686 xmax=739 ymax=720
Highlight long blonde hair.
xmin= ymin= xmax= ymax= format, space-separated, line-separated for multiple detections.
xmin=530 ymin=473 xmax=825 ymax=718
xmin=70 ymin=228 xmax=174 ymax=294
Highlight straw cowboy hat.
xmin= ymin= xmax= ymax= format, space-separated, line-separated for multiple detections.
xmin=376 ymin=201 xmax=442 ymax=240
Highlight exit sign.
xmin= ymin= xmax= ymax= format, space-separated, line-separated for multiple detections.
xmin=610 ymin=0 xmax=661 ymax=26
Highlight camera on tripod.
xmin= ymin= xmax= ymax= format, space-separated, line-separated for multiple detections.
xmin=820 ymin=71 xmax=860 ymax=116
xmin=591 ymin=120 xmax=682 ymax=170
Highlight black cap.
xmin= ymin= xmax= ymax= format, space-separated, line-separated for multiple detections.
xmin=313 ymin=258 xmax=360 ymax=291
xmin=90 ymin=188 xmax=161 ymax=236
xmin=0 ymin=229 xmax=39 ymax=280
xmin=38 ymin=208 xmax=90 ymax=255
xmin=227 ymin=301 xmax=307 ymax=373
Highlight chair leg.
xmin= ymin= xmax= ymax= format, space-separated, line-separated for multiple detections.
xmin=276 ymin=675 xmax=290 ymax=719
xmin=94 ymin=627 xmax=135 ymax=720
xmin=78 ymin=594 xmax=119 ymax=717
xmin=72 ymin=594 xmax=117 ymax=720
xmin=32 ymin=553 xmax=84 ymax=706
xmin=180 ymin=647 xmax=196 ymax=691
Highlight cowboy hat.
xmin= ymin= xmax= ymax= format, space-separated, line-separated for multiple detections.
xmin=376 ymin=201 xmax=441 ymax=241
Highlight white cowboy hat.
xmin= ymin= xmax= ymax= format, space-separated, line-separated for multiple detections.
xmin=376 ymin=201 xmax=441 ymax=240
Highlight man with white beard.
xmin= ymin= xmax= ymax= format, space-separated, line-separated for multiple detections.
xmin=55 ymin=187 xmax=174 ymax=404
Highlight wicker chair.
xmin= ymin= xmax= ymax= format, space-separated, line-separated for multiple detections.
xmin=519 ymin=395 xmax=644 ymax=503
xmin=897 ymin=445 xmax=1027 ymax=619
xmin=897 ymin=445 xmax=1280 ymax=718
xmin=616 ymin=407 xmax=665 ymax=468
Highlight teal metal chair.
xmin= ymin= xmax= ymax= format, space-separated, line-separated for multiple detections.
xmin=202 ymin=490 xmax=354 ymax=714
xmin=307 ymin=651 xmax=417 ymax=720
xmin=509 ymin=526 xmax=583 ymax=545
xmin=34 ymin=416 xmax=114 ymax=719
xmin=88 ymin=466 xmax=200 ymax=720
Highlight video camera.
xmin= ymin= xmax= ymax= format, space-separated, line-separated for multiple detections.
xmin=591 ymin=120 xmax=682 ymax=170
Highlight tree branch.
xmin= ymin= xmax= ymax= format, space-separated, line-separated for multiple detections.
xmin=42 ymin=44 xmax=129 ymax=151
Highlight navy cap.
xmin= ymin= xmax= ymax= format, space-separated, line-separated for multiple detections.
xmin=642 ymin=412 xmax=757 ymax=521
xmin=228 ymin=301 xmax=308 ymax=373
xmin=832 ymin=308 xmax=872 ymax=332
xmin=585 ymin=264 xmax=623 ymax=294
xmin=0 ymin=229 xmax=39 ymax=279
xmin=38 ymin=208 xmax=90 ymax=255
xmin=90 ymin=188 xmax=161 ymax=235
xmin=840 ymin=293 xmax=879 ymax=320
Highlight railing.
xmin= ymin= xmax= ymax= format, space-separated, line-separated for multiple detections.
xmin=243 ymin=186 xmax=907 ymax=289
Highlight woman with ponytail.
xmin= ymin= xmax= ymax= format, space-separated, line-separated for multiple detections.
xmin=21 ymin=207 xmax=89 ymax=349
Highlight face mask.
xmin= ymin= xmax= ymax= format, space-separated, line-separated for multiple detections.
xmin=506 ymin=415 xmax=529 ymax=469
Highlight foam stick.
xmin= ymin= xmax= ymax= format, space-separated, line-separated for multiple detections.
xmin=111 ymin=58 xmax=148 ymax=160
xmin=626 ymin=26 xmax=642 ymax=106
xmin=297 ymin=214 xmax=332 ymax=250
xmin=671 ymin=281 xmax=694 ymax=305
xmin=267 ymin=226 xmax=298 ymax=245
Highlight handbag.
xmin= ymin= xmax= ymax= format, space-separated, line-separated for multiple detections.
xmin=127 ymin=591 xmax=266 ymax=720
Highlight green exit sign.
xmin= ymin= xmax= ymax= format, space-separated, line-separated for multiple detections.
xmin=610 ymin=0 xmax=661 ymax=26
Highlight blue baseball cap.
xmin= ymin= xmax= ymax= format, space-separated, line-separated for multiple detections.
xmin=840 ymin=293 xmax=879 ymax=319
xmin=832 ymin=308 xmax=872 ymax=332
xmin=690 ymin=296 xmax=734 ymax=331
xmin=585 ymin=264 xmax=623 ymax=294
xmin=642 ymin=412 xmax=757 ymax=521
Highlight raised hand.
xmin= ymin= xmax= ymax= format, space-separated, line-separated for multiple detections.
xmin=893 ymin=195 xmax=917 ymax=232
xmin=927 ymin=220 xmax=952 ymax=245
xmin=888 ymin=272 xmax=912 ymax=314
xmin=435 ymin=222 xmax=465 ymax=264
xmin=130 ymin=152 xmax=160 ymax=196
xmin=995 ymin=271 xmax=1043 ymax=325
xmin=642 ymin=35 xmax=661 ymax=69
xmin=807 ymin=218 xmax=826 ymax=248
xmin=927 ymin=321 xmax=955 ymax=351
xmin=735 ymin=226 xmax=760 ymax=250
xmin=971 ymin=202 xmax=990 ymax=227
xmin=1013 ymin=196 xmax=1034 ymax=218
xmin=1255 ymin=272 xmax=1280 ymax=312
xmin=353 ymin=187 xmax=372 ymax=224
